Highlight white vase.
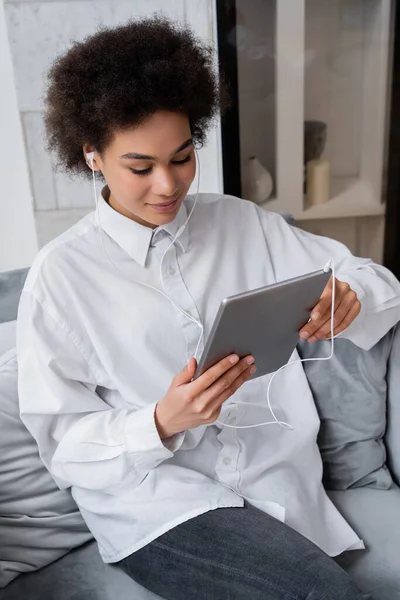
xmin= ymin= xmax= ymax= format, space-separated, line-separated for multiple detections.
xmin=243 ymin=156 xmax=273 ymax=205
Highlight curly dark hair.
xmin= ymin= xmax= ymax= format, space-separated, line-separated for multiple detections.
xmin=43 ymin=16 xmax=228 ymax=179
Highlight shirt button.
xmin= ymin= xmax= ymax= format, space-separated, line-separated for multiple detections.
xmin=168 ymin=266 xmax=175 ymax=276
xmin=223 ymin=457 xmax=232 ymax=466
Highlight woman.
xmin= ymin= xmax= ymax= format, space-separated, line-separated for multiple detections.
xmin=17 ymin=17 xmax=400 ymax=600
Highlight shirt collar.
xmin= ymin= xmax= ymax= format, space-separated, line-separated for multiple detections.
xmin=96 ymin=185 xmax=189 ymax=267
xmin=157 ymin=198 xmax=189 ymax=254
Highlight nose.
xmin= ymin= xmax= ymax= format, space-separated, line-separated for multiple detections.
xmin=153 ymin=167 xmax=179 ymax=197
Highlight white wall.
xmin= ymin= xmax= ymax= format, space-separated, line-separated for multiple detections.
xmin=0 ymin=0 xmax=38 ymax=271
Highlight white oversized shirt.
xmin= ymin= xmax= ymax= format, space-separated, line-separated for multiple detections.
xmin=17 ymin=189 xmax=400 ymax=563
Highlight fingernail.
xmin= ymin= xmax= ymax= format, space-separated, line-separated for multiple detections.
xmin=300 ymin=331 xmax=310 ymax=339
xmin=311 ymin=312 xmax=320 ymax=320
xmin=247 ymin=356 xmax=255 ymax=366
xmin=250 ymin=366 xmax=257 ymax=374
xmin=230 ymin=355 xmax=239 ymax=364
xmin=309 ymin=336 xmax=316 ymax=343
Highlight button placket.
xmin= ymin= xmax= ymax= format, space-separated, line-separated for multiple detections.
xmin=153 ymin=231 xmax=204 ymax=361
xmin=215 ymin=404 xmax=241 ymax=490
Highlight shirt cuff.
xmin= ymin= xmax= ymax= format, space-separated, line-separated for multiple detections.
xmin=124 ymin=403 xmax=186 ymax=458
xmin=331 ymin=277 xmax=371 ymax=347
xmin=124 ymin=403 xmax=175 ymax=457
xmin=162 ymin=431 xmax=186 ymax=452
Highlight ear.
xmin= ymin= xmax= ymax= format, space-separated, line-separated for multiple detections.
xmin=82 ymin=145 xmax=98 ymax=171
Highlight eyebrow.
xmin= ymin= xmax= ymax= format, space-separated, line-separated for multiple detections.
xmin=120 ymin=138 xmax=193 ymax=161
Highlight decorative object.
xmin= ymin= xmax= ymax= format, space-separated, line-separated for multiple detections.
xmin=306 ymin=159 xmax=330 ymax=207
xmin=242 ymin=156 xmax=273 ymax=204
xmin=304 ymin=120 xmax=327 ymax=164
xmin=304 ymin=121 xmax=328 ymax=197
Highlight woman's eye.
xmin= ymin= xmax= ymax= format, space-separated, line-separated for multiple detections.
xmin=172 ymin=155 xmax=192 ymax=165
xmin=130 ymin=167 xmax=152 ymax=176
xmin=129 ymin=155 xmax=191 ymax=176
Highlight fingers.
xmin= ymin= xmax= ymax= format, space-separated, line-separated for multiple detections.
xmin=207 ymin=363 xmax=257 ymax=414
xmin=308 ymin=277 xmax=334 ymax=322
xmin=307 ymin=289 xmax=360 ymax=341
xmin=206 ymin=355 xmax=255 ymax=399
xmin=189 ymin=353 xmax=241 ymax=396
xmin=309 ymin=301 xmax=361 ymax=341
xmin=193 ymin=356 xmax=256 ymax=417
xmin=332 ymin=302 xmax=361 ymax=336
xmin=299 ymin=280 xmax=359 ymax=341
xmin=173 ymin=358 xmax=198 ymax=386
xmin=194 ymin=365 xmax=256 ymax=425
xmin=300 ymin=278 xmax=338 ymax=339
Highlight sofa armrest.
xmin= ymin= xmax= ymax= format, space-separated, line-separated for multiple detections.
xmin=385 ymin=322 xmax=400 ymax=486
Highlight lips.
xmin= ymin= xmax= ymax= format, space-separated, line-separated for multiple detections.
xmin=148 ymin=197 xmax=179 ymax=213
xmin=153 ymin=199 xmax=178 ymax=207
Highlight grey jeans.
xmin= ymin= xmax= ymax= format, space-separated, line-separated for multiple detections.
xmin=117 ymin=503 xmax=367 ymax=600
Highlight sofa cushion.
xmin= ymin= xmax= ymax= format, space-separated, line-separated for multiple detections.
xmin=0 ymin=541 xmax=164 ymax=600
xmin=298 ymin=331 xmax=394 ymax=490
xmin=330 ymin=487 xmax=400 ymax=600
xmin=0 ymin=348 xmax=92 ymax=588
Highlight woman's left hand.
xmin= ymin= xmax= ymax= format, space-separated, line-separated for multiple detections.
xmin=299 ymin=277 xmax=361 ymax=342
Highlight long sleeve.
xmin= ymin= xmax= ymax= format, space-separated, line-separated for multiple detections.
xmin=256 ymin=208 xmax=400 ymax=350
xmin=17 ymin=290 xmax=185 ymax=495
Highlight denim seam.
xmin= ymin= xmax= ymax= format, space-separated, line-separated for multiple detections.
xmin=152 ymin=540 xmax=298 ymax=600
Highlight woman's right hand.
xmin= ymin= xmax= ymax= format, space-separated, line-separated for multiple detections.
xmin=154 ymin=354 xmax=256 ymax=439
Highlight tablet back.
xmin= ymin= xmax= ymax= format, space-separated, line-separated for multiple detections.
xmin=195 ymin=269 xmax=331 ymax=380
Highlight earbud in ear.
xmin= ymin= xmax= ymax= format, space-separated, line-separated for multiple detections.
xmin=86 ymin=152 xmax=95 ymax=168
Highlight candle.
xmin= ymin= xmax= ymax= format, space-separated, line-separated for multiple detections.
xmin=306 ymin=159 xmax=330 ymax=206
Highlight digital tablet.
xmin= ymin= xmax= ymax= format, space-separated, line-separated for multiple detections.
xmin=194 ymin=268 xmax=332 ymax=381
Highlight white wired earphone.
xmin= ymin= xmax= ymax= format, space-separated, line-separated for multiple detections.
xmin=86 ymin=150 xmax=336 ymax=432
xmin=217 ymin=257 xmax=336 ymax=432
xmin=87 ymin=149 xmax=205 ymax=362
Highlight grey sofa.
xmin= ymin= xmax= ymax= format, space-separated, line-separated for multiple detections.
xmin=0 ymin=266 xmax=399 ymax=600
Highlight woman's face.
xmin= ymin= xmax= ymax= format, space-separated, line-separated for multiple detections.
xmin=84 ymin=111 xmax=196 ymax=229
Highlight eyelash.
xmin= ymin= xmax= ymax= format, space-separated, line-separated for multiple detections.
xmin=130 ymin=155 xmax=192 ymax=176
